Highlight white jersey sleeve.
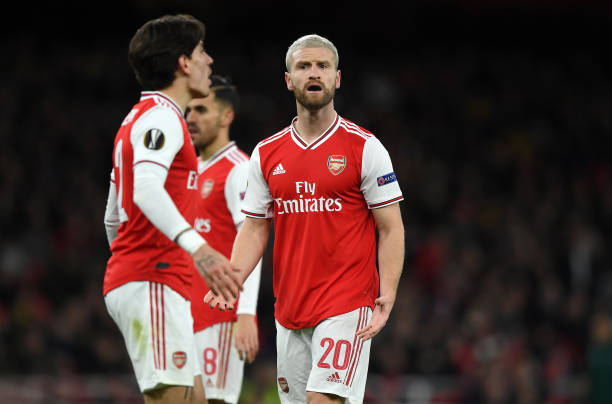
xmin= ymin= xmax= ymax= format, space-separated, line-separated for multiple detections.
xmin=104 ymin=169 xmax=120 ymax=246
xmin=224 ymin=161 xmax=249 ymax=227
xmin=236 ymin=232 xmax=262 ymax=316
xmin=360 ymin=136 xmax=404 ymax=209
xmin=226 ymin=160 xmax=262 ymax=314
xmin=131 ymin=106 xmax=184 ymax=169
xmin=241 ymin=145 xmax=274 ymax=218
xmin=129 ymin=106 xmax=203 ymax=248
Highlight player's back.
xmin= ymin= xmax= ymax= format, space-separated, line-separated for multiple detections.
xmin=104 ymin=92 xmax=199 ymax=300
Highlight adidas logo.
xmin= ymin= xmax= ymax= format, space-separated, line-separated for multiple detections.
xmin=325 ymin=372 xmax=342 ymax=383
xmin=272 ymin=163 xmax=286 ymax=175
xmin=206 ymin=378 xmax=214 ymax=388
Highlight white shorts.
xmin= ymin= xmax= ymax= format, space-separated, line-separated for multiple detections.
xmin=194 ymin=322 xmax=245 ymax=404
xmin=104 ymin=281 xmax=199 ymax=392
xmin=276 ymin=307 xmax=372 ymax=404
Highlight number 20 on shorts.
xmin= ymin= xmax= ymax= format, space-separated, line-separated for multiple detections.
xmin=317 ymin=338 xmax=351 ymax=370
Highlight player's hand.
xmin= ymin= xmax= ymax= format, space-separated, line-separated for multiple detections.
xmin=235 ymin=314 xmax=259 ymax=364
xmin=193 ymin=244 xmax=242 ymax=301
xmin=356 ymin=295 xmax=395 ymax=341
xmin=203 ymin=290 xmax=236 ymax=311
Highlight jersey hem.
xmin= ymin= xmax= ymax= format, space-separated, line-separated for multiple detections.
xmin=103 ymin=279 xmax=190 ymax=301
xmin=275 ymin=301 xmax=375 ymax=330
xmin=369 ymin=195 xmax=404 ymax=209
xmin=193 ymin=318 xmax=237 ymax=333
xmin=241 ymin=209 xmax=267 ymax=218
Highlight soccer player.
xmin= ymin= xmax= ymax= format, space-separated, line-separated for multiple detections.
xmin=102 ymin=15 xmax=242 ymax=404
xmin=206 ymin=34 xmax=405 ymax=403
xmin=185 ymin=75 xmax=262 ymax=404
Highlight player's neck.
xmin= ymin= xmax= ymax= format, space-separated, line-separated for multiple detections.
xmin=159 ymin=75 xmax=201 ymax=114
xmin=294 ymin=103 xmax=337 ymax=144
xmin=158 ymin=85 xmax=190 ymax=115
xmin=199 ymin=132 xmax=231 ymax=161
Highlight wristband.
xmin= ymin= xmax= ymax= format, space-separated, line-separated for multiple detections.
xmin=177 ymin=228 xmax=206 ymax=255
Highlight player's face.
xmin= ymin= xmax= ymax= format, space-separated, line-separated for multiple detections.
xmin=187 ymin=41 xmax=214 ymax=98
xmin=285 ymin=47 xmax=340 ymax=111
xmin=185 ymin=93 xmax=222 ymax=150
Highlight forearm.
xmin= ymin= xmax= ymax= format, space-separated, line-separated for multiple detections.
xmin=236 ymin=258 xmax=262 ymax=315
xmin=377 ymin=224 xmax=405 ymax=298
xmin=372 ymin=204 xmax=405 ymax=299
xmin=231 ymin=217 xmax=271 ymax=284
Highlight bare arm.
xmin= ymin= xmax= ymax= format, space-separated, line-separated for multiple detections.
xmin=232 ymin=216 xmax=271 ymax=283
xmin=356 ymin=203 xmax=405 ymax=340
xmin=204 ymin=216 xmax=271 ymax=309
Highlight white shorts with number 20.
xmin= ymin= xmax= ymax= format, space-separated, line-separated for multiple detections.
xmin=276 ymin=307 xmax=372 ymax=404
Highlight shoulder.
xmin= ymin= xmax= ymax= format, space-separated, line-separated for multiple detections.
xmin=223 ymin=146 xmax=250 ymax=168
xmin=257 ymin=126 xmax=292 ymax=149
xmin=134 ymin=102 xmax=183 ymax=134
xmin=233 ymin=146 xmax=251 ymax=162
xmin=337 ymin=117 xmax=375 ymax=143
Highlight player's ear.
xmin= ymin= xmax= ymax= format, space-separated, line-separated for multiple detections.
xmin=285 ymin=71 xmax=294 ymax=91
xmin=178 ymin=54 xmax=190 ymax=75
xmin=221 ymin=107 xmax=234 ymax=127
xmin=335 ymin=69 xmax=341 ymax=89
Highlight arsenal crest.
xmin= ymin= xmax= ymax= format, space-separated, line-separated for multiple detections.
xmin=278 ymin=377 xmax=289 ymax=393
xmin=173 ymin=351 xmax=187 ymax=369
xmin=200 ymin=179 xmax=214 ymax=199
xmin=327 ymin=155 xmax=346 ymax=176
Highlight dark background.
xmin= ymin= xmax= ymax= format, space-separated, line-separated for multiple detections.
xmin=2 ymin=1 xmax=612 ymax=403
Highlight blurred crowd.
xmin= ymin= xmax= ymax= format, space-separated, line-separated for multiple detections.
xmin=2 ymin=11 xmax=612 ymax=404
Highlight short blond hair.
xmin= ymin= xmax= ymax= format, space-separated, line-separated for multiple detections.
xmin=285 ymin=34 xmax=339 ymax=71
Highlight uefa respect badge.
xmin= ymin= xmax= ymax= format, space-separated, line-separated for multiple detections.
xmin=377 ymin=172 xmax=397 ymax=186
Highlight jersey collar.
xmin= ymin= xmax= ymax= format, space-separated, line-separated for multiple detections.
xmin=290 ymin=113 xmax=340 ymax=150
xmin=140 ymin=91 xmax=184 ymax=117
xmin=198 ymin=141 xmax=236 ymax=173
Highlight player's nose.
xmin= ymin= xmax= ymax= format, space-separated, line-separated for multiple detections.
xmin=308 ymin=65 xmax=320 ymax=78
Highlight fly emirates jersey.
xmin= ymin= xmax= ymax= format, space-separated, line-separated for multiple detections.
xmin=104 ymin=92 xmax=199 ymax=300
xmin=241 ymin=114 xmax=403 ymax=329
xmin=191 ymin=142 xmax=254 ymax=331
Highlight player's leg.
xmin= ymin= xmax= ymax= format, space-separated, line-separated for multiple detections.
xmin=276 ymin=320 xmax=313 ymax=403
xmin=307 ymin=307 xmax=372 ymax=404
xmin=306 ymin=391 xmax=345 ymax=403
xmin=195 ymin=321 xmax=243 ymax=404
xmin=104 ymin=281 xmax=202 ymax=403
xmin=144 ymin=375 xmax=204 ymax=403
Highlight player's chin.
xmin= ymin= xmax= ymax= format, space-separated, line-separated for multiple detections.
xmin=191 ymin=85 xmax=210 ymax=99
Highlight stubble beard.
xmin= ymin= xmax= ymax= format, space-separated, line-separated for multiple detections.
xmin=294 ymin=86 xmax=335 ymax=111
xmin=190 ymin=126 xmax=219 ymax=151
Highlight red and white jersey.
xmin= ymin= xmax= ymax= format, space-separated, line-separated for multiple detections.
xmin=191 ymin=142 xmax=257 ymax=331
xmin=104 ymin=91 xmax=199 ymax=300
xmin=242 ymin=114 xmax=403 ymax=329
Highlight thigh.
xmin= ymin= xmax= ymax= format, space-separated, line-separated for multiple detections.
xmin=105 ymin=281 xmax=198 ymax=393
xmin=307 ymin=307 xmax=372 ymax=403
xmin=276 ymin=320 xmax=312 ymax=404
xmin=144 ymin=375 xmax=204 ymax=404
xmin=195 ymin=322 xmax=244 ymax=403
